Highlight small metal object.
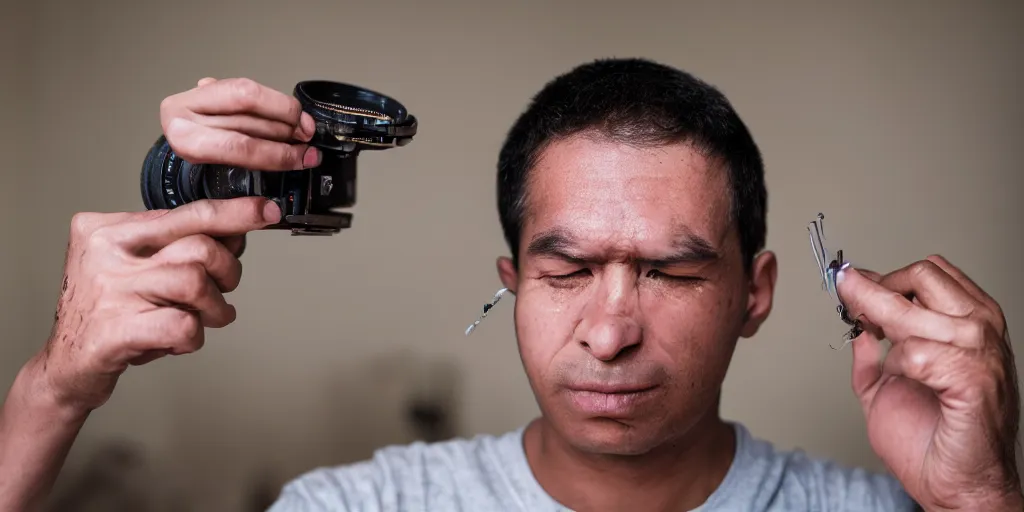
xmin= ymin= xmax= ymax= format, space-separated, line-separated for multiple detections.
xmin=320 ymin=175 xmax=334 ymax=196
xmin=808 ymin=213 xmax=863 ymax=350
xmin=465 ymin=288 xmax=509 ymax=336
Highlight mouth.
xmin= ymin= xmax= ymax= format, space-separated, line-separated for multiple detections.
xmin=563 ymin=383 xmax=661 ymax=418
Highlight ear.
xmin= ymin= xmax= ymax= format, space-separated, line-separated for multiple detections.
xmin=496 ymin=256 xmax=519 ymax=294
xmin=740 ymin=251 xmax=778 ymax=338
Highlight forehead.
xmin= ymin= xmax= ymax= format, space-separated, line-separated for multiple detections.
xmin=523 ymin=134 xmax=733 ymax=249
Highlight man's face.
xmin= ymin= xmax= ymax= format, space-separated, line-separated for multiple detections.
xmin=497 ymin=133 xmax=775 ymax=455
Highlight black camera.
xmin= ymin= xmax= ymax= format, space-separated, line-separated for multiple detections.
xmin=140 ymin=80 xmax=417 ymax=235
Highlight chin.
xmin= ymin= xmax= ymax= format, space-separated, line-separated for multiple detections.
xmin=560 ymin=416 xmax=671 ymax=456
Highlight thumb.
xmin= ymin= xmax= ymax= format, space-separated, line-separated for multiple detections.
xmin=851 ymin=330 xmax=885 ymax=410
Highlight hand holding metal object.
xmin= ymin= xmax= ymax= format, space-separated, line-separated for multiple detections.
xmin=807 ymin=213 xmax=863 ymax=349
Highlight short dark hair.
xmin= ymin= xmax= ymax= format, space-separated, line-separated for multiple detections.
xmin=496 ymin=58 xmax=767 ymax=272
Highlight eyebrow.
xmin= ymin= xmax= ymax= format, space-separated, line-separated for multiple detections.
xmin=526 ymin=229 xmax=589 ymax=263
xmin=644 ymin=234 xmax=721 ymax=267
xmin=525 ymin=227 xmax=721 ymax=266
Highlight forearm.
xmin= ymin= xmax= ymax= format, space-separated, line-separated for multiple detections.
xmin=0 ymin=354 xmax=89 ymax=512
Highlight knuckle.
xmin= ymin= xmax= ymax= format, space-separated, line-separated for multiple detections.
xmin=901 ymin=345 xmax=929 ymax=379
xmin=909 ymin=259 xmax=939 ymax=279
xmin=230 ymin=78 xmax=261 ymax=106
xmin=230 ymin=198 xmax=266 ymax=225
xmin=286 ymin=98 xmax=303 ymax=122
xmin=163 ymin=119 xmax=200 ymax=160
xmin=221 ymin=133 xmax=253 ymax=159
xmin=159 ymin=95 xmax=179 ymax=118
xmin=175 ymin=311 xmax=202 ymax=341
xmin=189 ymin=201 xmax=219 ymax=225
xmin=189 ymin=235 xmax=218 ymax=263
xmin=962 ymin=319 xmax=988 ymax=345
xmin=180 ymin=264 xmax=210 ymax=300
xmin=69 ymin=212 xmax=100 ymax=239
xmin=891 ymin=294 xmax=916 ymax=322
xmin=246 ymin=200 xmax=265 ymax=223
xmin=278 ymin=147 xmax=299 ymax=169
xmin=86 ymin=225 xmax=121 ymax=252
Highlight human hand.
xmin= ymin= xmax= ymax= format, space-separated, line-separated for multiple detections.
xmin=31 ymin=197 xmax=281 ymax=414
xmin=837 ymin=255 xmax=1023 ymax=511
xmin=160 ymin=77 xmax=322 ymax=171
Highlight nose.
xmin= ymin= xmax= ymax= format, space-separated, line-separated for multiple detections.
xmin=574 ymin=271 xmax=642 ymax=361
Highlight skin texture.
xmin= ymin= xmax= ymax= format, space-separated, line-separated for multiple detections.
xmin=495 ymin=134 xmax=779 ymax=511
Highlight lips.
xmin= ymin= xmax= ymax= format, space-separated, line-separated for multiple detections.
xmin=564 ymin=382 xmax=661 ymax=417
xmin=567 ymin=382 xmax=656 ymax=394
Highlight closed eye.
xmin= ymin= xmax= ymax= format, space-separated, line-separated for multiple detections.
xmin=646 ymin=269 xmax=703 ymax=282
xmin=549 ymin=269 xmax=591 ymax=280
xmin=544 ymin=268 xmax=592 ymax=288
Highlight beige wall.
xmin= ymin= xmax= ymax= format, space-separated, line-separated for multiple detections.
xmin=2 ymin=0 xmax=1022 ymax=510
xmin=0 ymin=4 xmax=32 ymax=389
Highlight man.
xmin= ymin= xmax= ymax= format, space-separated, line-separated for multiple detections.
xmin=0 ymin=59 xmax=1020 ymax=511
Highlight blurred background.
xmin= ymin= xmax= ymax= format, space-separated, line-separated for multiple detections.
xmin=1 ymin=0 xmax=1021 ymax=510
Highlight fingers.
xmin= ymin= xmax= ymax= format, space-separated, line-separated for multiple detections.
xmin=877 ymin=259 xmax=980 ymax=318
xmin=219 ymin=235 xmax=247 ymax=258
xmin=835 ymin=267 xmax=964 ymax=345
xmin=153 ymin=234 xmax=243 ymax=292
xmin=132 ymin=263 xmax=236 ymax=328
xmin=881 ymin=337 xmax=966 ymax=394
xmin=925 ymin=255 xmax=1005 ymax=327
xmin=112 ymin=308 xmax=205 ymax=359
xmin=161 ymin=77 xmax=319 ymax=171
xmin=851 ymin=329 xmax=885 ymax=407
xmin=192 ymin=113 xmax=304 ymax=143
xmin=164 ymin=117 xmax=320 ymax=171
xmin=115 ymin=197 xmax=280 ymax=251
xmin=178 ymin=77 xmax=307 ymax=131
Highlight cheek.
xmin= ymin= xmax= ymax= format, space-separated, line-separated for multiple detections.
xmin=514 ymin=286 xmax=582 ymax=376
xmin=640 ymin=285 xmax=744 ymax=357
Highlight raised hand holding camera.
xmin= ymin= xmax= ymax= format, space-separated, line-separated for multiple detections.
xmin=148 ymin=77 xmax=417 ymax=235
xmin=36 ymin=198 xmax=280 ymax=412
xmin=0 ymin=77 xmax=416 ymax=510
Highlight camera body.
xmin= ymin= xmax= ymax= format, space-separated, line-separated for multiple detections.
xmin=141 ymin=81 xmax=417 ymax=235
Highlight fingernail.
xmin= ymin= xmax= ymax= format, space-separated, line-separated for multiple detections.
xmin=836 ymin=264 xmax=854 ymax=285
xmin=263 ymin=201 xmax=281 ymax=223
xmin=300 ymin=113 xmax=316 ymax=141
xmin=302 ymin=147 xmax=321 ymax=169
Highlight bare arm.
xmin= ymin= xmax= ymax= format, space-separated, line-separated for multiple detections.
xmin=0 ymin=76 xmax=317 ymax=510
xmin=0 ymin=356 xmax=89 ymax=511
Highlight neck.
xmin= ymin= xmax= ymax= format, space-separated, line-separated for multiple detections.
xmin=524 ymin=407 xmax=736 ymax=512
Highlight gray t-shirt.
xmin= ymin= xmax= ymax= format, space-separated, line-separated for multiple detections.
xmin=267 ymin=422 xmax=918 ymax=511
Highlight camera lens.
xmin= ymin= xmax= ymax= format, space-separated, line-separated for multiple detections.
xmin=140 ymin=135 xmax=261 ymax=210
xmin=202 ymin=166 xmax=256 ymax=199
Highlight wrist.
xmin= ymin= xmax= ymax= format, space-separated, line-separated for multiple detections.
xmin=11 ymin=353 xmax=90 ymax=425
